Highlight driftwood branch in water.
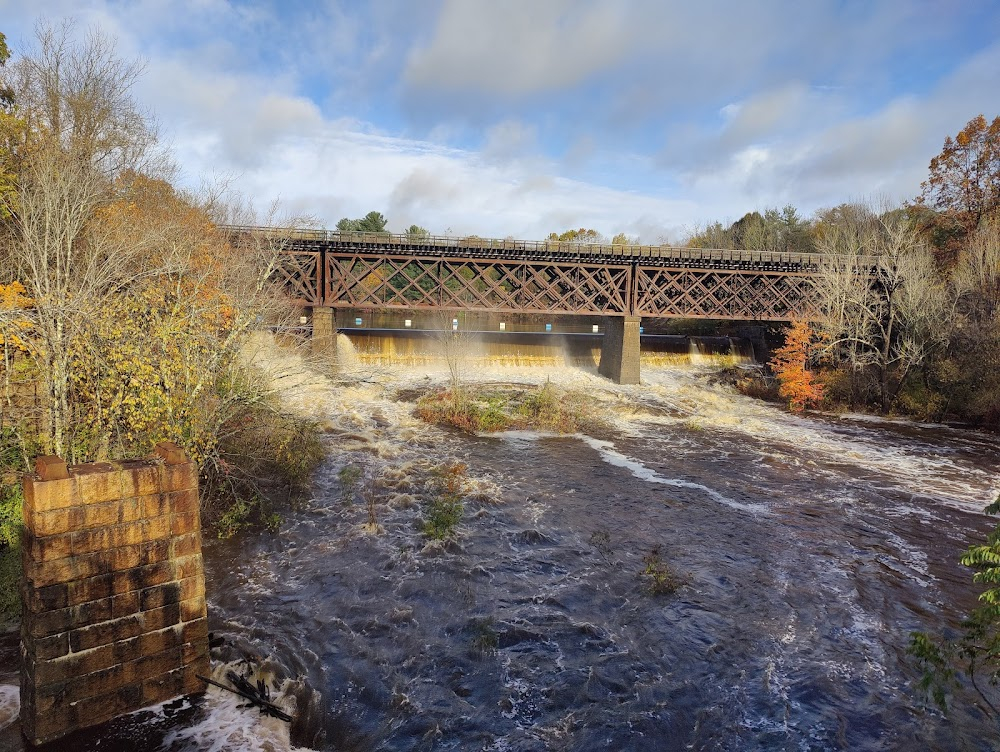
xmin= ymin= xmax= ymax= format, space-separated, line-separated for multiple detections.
xmin=197 ymin=673 xmax=294 ymax=722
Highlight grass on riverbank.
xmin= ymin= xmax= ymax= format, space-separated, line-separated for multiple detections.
xmin=414 ymin=381 xmax=605 ymax=434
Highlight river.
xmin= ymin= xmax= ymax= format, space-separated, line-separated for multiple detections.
xmin=1 ymin=336 xmax=998 ymax=750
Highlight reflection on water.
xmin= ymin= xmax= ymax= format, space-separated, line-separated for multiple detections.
xmin=1 ymin=344 xmax=998 ymax=750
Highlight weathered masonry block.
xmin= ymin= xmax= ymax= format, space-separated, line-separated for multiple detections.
xmin=20 ymin=442 xmax=209 ymax=746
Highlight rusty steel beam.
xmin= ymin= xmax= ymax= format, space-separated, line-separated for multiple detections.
xmin=263 ymin=241 xmax=827 ymax=321
xmin=275 ymin=250 xmax=323 ymax=306
xmin=324 ymin=253 xmax=633 ymax=315
xmin=633 ymin=266 xmax=819 ymax=321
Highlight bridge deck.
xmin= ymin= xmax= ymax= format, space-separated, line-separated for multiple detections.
xmin=226 ymin=225 xmax=864 ymax=273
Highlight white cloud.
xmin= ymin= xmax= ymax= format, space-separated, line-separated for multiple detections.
xmin=142 ymin=57 xmax=322 ymax=169
xmin=206 ymin=126 xmax=697 ymax=241
xmin=660 ymin=36 xmax=1000 ymax=219
xmin=721 ymin=84 xmax=811 ymax=145
xmin=404 ymin=0 xmax=630 ymax=96
xmin=2 ymin=0 xmax=998 ymax=245
xmin=482 ymin=119 xmax=539 ymax=161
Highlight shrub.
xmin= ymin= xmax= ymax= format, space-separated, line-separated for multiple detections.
xmin=415 ymin=383 xmax=601 ymax=435
xmin=770 ymin=321 xmax=825 ymax=412
xmin=415 ymin=389 xmax=512 ymax=433
xmin=908 ymin=493 xmax=1000 ymax=713
xmin=216 ymin=497 xmax=255 ymax=539
xmin=467 ymin=616 xmax=499 ymax=658
xmin=215 ymin=493 xmax=282 ymax=539
xmin=641 ymin=546 xmax=686 ymax=596
xmin=338 ymin=464 xmax=362 ymax=503
xmin=0 ymin=543 xmax=19 ymax=624
xmin=518 ymin=379 xmax=559 ymax=418
xmin=0 ymin=481 xmax=23 ymax=548
xmin=893 ymin=374 xmax=950 ymax=421
xmin=423 ymin=462 xmax=467 ymax=539
xmin=200 ymin=374 xmax=324 ymax=535
xmin=734 ymin=372 xmax=779 ymax=401
xmin=476 ymin=398 xmax=510 ymax=432
xmin=0 ymin=482 xmax=22 ymax=623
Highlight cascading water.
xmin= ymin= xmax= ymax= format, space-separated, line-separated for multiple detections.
xmin=686 ymin=337 xmax=711 ymax=366
xmin=342 ymin=331 xmax=754 ymax=370
xmin=1 ymin=334 xmax=998 ymax=750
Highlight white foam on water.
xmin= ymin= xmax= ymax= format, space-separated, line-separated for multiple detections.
xmin=0 ymin=684 xmax=19 ymax=732
xmin=253 ymin=332 xmax=999 ymax=519
xmin=0 ymin=671 xmax=313 ymax=750
xmin=579 ymin=435 xmax=771 ymax=515
xmin=636 ymin=367 xmax=1000 ymax=514
xmin=159 ymin=661 xmax=311 ymax=752
xmin=488 ymin=428 xmax=768 ymax=514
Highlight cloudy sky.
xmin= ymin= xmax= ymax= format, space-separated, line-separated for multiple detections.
xmin=1 ymin=1 xmax=998 ymax=242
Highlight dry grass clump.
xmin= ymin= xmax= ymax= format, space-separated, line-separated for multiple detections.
xmin=415 ymin=381 xmax=604 ymax=434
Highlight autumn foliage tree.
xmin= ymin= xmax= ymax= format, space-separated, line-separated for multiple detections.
xmin=547 ymin=228 xmax=603 ymax=243
xmin=770 ymin=321 xmax=824 ymax=412
xmin=611 ymin=232 xmax=638 ymax=245
xmin=919 ymin=114 xmax=1000 ymax=261
xmin=0 ymin=23 xmax=319 ymax=530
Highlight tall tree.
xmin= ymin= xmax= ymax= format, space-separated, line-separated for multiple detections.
xmin=776 ymin=205 xmax=816 ymax=253
xmin=611 ymin=232 xmax=637 ymax=245
xmin=814 ymin=203 xmax=954 ymax=412
xmin=941 ymin=218 xmax=1000 ymax=422
xmin=686 ymin=221 xmax=733 ymax=248
xmin=547 ymin=228 xmax=603 ymax=243
xmin=731 ymin=211 xmax=778 ymax=252
xmin=0 ymin=30 xmax=22 ymax=224
xmin=688 ymin=206 xmax=813 ymax=253
xmin=919 ymin=114 xmax=1000 ymax=257
xmin=731 ymin=206 xmax=814 ymax=253
xmin=0 ymin=31 xmax=12 ymax=105
xmin=0 ymin=22 xmax=159 ymax=455
xmin=337 ymin=211 xmax=388 ymax=233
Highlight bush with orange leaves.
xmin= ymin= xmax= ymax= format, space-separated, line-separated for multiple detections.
xmin=770 ymin=321 xmax=826 ymax=413
xmin=0 ymin=282 xmax=32 ymax=351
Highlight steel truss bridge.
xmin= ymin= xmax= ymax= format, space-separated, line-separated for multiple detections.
xmin=228 ymin=226 xmax=841 ymax=321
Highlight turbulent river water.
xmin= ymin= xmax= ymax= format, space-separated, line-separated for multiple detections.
xmin=2 ymin=336 xmax=999 ymax=751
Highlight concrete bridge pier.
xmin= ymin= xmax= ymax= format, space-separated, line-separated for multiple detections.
xmin=311 ymin=306 xmax=337 ymax=365
xmin=598 ymin=315 xmax=641 ymax=385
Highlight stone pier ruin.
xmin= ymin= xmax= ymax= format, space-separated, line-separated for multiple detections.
xmin=19 ymin=442 xmax=209 ymax=746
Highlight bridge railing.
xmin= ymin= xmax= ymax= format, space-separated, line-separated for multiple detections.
xmin=221 ymin=224 xmax=876 ymax=268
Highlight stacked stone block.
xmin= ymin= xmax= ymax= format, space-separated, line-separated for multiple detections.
xmin=19 ymin=442 xmax=209 ymax=746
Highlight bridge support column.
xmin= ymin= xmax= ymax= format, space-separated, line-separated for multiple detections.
xmin=311 ymin=306 xmax=337 ymax=365
xmin=599 ymin=316 xmax=641 ymax=385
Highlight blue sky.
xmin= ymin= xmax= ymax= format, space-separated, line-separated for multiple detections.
xmin=1 ymin=0 xmax=998 ymax=242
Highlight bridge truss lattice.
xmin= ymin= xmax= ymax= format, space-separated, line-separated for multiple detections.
xmin=235 ymin=227 xmax=829 ymax=321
